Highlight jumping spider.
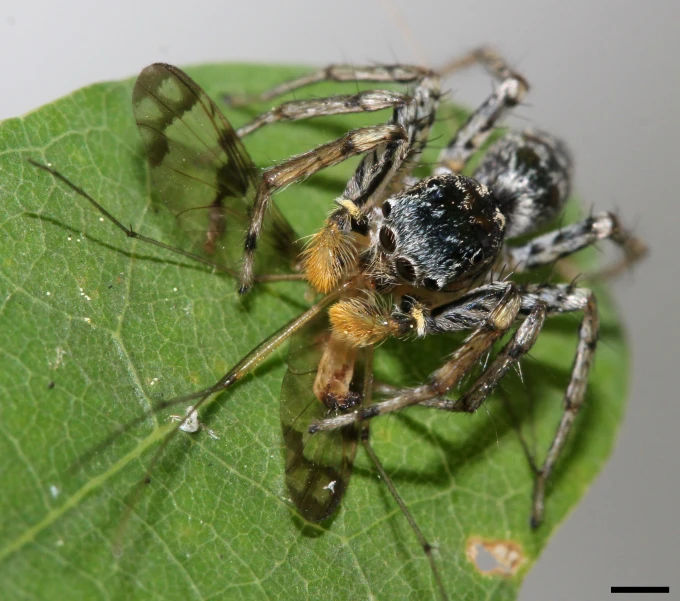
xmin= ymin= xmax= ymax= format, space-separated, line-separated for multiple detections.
xmin=30 ymin=47 xmax=646 ymax=601
xmin=222 ymin=47 xmax=644 ymax=525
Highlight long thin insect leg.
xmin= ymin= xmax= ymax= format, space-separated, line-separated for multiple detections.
xmin=361 ymin=437 xmax=449 ymax=601
xmin=354 ymin=347 xmax=448 ymax=601
xmin=360 ymin=348 xmax=449 ymax=601
xmin=28 ymin=159 xmax=306 ymax=284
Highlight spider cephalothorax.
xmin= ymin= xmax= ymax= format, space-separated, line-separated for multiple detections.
xmin=367 ymin=174 xmax=506 ymax=291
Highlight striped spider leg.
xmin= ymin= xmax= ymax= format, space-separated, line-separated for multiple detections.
xmin=436 ymin=47 xmax=647 ymax=277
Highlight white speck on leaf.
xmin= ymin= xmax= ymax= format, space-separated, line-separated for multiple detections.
xmin=49 ymin=347 xmax=66 ymax=370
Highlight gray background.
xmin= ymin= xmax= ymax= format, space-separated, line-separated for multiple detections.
xmin=1 ymin=0 xmax=677 ymax=599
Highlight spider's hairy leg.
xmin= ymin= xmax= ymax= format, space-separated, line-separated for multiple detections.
xmin=421 ymin=283 xmax=594 ymax=413
xmin=420 ymin=302 xmax=547 ymax=414
xmin=236 ymin=90 xmax=410 ymax=137
xmin=530 ymin=288 xmax=599 ymax=527
xmin=506 ymin=211 xmax=649 ymax=278
xmin=310 ymin=284 xmax=522 ymax=431
xmin=403 ymin=283 xmax=594 ymax=413
xmin=436 ymin=49 xmax=529 ymax=174
xmin=440 ymin=46 xmax=521 ymax=81
xmin=421 ymin=283 xmax=598 ymax=526
xmin=224 ymin=64 xmax=436 ymax=107
xmin=27 ymin=159 xmax=305 ymax=285
xmin=239 ymin=124 xmax=407 ymax=293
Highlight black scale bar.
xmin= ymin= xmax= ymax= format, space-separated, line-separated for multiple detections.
xmin=611 ymin=587 xmax=669 ymax=594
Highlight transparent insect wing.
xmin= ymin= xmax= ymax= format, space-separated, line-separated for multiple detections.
xmin=132 ymin=63 xmax=299 ymax=272
xmin=280 ymin=314 xmax=363 ymax=522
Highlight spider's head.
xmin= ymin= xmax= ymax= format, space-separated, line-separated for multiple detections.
xmin=369 ymin=174 xmax=506 ymax=291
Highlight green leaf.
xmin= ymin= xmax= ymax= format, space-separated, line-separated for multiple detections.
xmin=0 ymin=64 xmax=628 ymax=601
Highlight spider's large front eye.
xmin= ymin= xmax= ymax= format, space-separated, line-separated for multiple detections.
xmin=379 ymin=226 xmax=397 ymax=253
xmin=423 ymin=277 xmax=440 ymax=291
xmin=395 ymin=257 xmax=416 ymax=282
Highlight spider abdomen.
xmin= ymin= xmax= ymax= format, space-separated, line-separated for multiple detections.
xmin=377 ymin=174 xmax=506 ymax=290
xmin=473 ymin=130 xmax=572 ymax=238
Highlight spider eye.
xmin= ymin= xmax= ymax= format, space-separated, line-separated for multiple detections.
xmin=379 ymin=227 xmax=397 ymax=253
xmin=395 ymin=257 xmax=416 ymax=283
xmin=381 ymin=201 xmax=392 ymax=218
xmin=423 ymin=277 xmax=440 ymax=291
xmin=470 ymin=250 xmax=484 ymax=266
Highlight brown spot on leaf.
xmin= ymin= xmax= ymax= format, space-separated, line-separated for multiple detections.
xmin=466 ymin=537 xmax=525 ymax=577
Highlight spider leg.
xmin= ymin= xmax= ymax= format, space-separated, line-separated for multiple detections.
xmin=420 ymin=302 xmax=547 ymax=414
xmin=505 ymin=211 xmax=648 ymax=277
xmin=422 ymin=282 xmax=594 ymax=408
xmin=236 ymin=90 xmax=410 ymax=137
xmin=529 ymin=289 xmax=598 ymax=527
xmin=436 ymin=49 xmax=529 ymax=174
xmin=224 ymin=64 xmax=436 ymax=107
xmin=439 ymin=46 xmax=520 ymax=80
xmin=311 ymin=284 xmax=522 ymax=431
xmin=339 ymin=73 xmax=441 ymax=209
xmin=229 ymin=62 xmax=440 ymax=198
xmin=414 ymin=284 xmax=599 ymax=528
